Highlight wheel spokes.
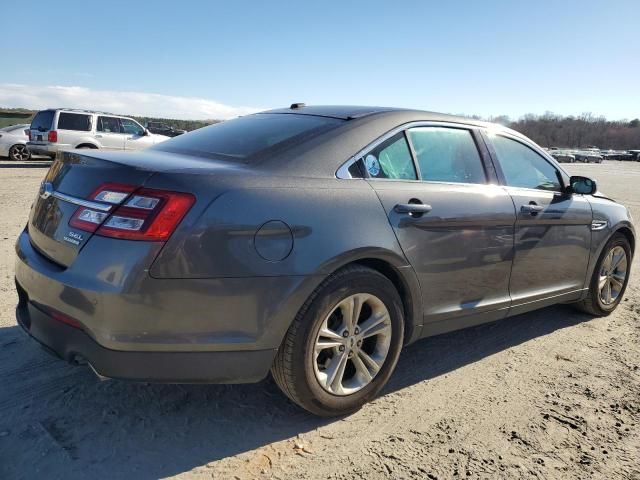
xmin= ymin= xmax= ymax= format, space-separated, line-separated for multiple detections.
xmin=357 ymin=349 xmax=382 ymax=375
xmin=351 ymin=353 xmax=373 ymax=383
xmin=339 ymin=294 xmax=363 ymax=334
xmin=359 ymin=312 xmax=391 ymax=339
xmin=325 ymin=351 xmax=348 ymax=393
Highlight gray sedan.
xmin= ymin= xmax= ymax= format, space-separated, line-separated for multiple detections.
xmin=15 ymin=105 xmax=635 ymax=416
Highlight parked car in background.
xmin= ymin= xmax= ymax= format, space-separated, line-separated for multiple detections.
xmin=14 ymin=105 xmax=635 ymax=416
xmin=0 ymin=123 xmax=31 ymax=161
xmin=575 ymin=150 xmax=603 ymax=163
xmin=27 ymin=109 xmax=169 ymax=159
xmin=146 ymin=121 xmax=186 ymax=137
xmin=550 ymin=151 xmax=575 ymax=163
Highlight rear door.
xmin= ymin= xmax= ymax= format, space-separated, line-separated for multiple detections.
xmin=56 ymin=112 xmax=93 ymax=147
xmin=96 ymin=116 xmax=125 ymax=150
xmin=365 ymin=125 xmax=516 ymax=331
xmin=486 ymin=133 xmax=592 ymax=312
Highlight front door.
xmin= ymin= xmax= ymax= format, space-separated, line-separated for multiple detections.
xmin=364 ymin=126 xmax=516 ymax=333
xmin=121 ymin=119 xmax=153 ymax=151
xmin=487 ymin=133 xmax=592 ymax=313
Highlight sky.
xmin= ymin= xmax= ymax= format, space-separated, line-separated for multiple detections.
xmin=1 ymin=0 xmax=638 ymax=120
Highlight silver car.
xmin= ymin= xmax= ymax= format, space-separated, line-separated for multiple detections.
xmin=0 ymin=123 xmax=31 ymax=161
xmin=27 ymin=108 xmax=169 ymax=158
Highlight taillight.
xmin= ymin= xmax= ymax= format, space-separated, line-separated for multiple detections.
xmin=48 ymin=130 xmax=58 ymax=142
xmin=25 ymin=129 xmax=31 ymax=140
xmin=68 ymin=183 xmax=195 ymax=241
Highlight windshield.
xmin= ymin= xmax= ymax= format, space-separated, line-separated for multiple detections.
xmin=152 ymin=113 xmax=343 ymax=162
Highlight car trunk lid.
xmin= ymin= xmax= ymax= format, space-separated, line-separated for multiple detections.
xmin=28 ymin=151 xmax=155 ymax=267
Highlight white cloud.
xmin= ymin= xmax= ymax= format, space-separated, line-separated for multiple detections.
xmin=0 ymin=84 xmax=259 ymax=120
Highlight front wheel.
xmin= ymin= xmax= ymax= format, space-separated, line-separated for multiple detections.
xmin=575 ymin=233 xmax=631 ymax=316
xmin=272 ymin=265 xmax=405 ymax=416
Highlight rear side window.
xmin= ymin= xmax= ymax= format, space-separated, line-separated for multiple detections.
xmin=153 ymin=113 xmax=343 ymax=161
xmin=364 ymin=132 xmax=417 ymax=180
xmin=31 ymin=110 xmax=55 ymax=131
xmin=57 ymin=113 xmax=92 ymax=131
xmin=491 ymin=135 xmax=562 ymax=191
xmin=97 ymin=116 xmax=122 ymax=133
xmin=408 ymin=127 xmax=486 ymax=184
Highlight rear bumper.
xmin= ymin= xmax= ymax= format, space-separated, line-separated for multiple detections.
xmin=16 ymin=297 xmax=274 ymax=383
xmin=14 ymin=227 xmax=323 ymax=382
xmin=26 ymin=142 xmax=65 ymax=156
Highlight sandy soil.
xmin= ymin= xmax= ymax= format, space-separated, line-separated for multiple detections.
xmin=0 ymin=159 xmax=638 ymax=480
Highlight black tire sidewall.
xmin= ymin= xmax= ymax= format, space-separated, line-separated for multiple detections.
xmin=292 ymin=270 xmax=404 ymax=416
xmin=592 ymin=234 xmax=632 ymax=314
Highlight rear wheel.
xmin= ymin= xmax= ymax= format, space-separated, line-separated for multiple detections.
xmin=8 ymin=144 xmax=30 ymax=161
xmin=272 ymin=265 xmax=404 ymax=416
xmin=575 ymin=233 xmax=631 ymax=315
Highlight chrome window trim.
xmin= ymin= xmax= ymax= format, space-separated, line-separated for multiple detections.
xmin=51 ymin=191 xmax=113 ymax=212
xmin=336 ymin=120 xmax=488 ymax=180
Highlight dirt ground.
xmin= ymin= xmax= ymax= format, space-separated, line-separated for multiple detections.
xmin=0 ymin=159 xmax=638 ymax=480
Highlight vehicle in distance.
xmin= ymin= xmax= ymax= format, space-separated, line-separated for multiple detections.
xmin=550 ymin=150 xmax=575 ymax=163
xmin=15 ymin=105 xmax=635 ymax=416
xmin=146 ymin=121 xmax=186 ymax=137
xmin=26 ymin=108 xmax=169 ymax=158
xmin=0 ymin=123 xmax=31 ymax=161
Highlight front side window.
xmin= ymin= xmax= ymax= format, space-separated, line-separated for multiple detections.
xmin=57 ymin=112 xmax=91 ymax=131
xmin=363 ymin=132 xmax=417 ymax=180
xmin=121 ymin=119 xmax=145 ymax=136
xmin=97 ymin=116 xmax=122 ymax=133
xmin=407 ymin=127 xmax=486 ymax=184
xmin=491 ymin=135 xmax=562 ymax=191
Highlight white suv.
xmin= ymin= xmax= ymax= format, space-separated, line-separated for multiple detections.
xmin=27 ymin=108 xmax=170 ymax=158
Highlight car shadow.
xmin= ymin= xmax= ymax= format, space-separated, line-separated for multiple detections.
xmin=0 ymin=304 xmax=594 ymax=479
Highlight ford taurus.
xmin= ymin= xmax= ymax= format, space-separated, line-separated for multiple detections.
xmin=15 ymin=105 xmax=635 ymax=416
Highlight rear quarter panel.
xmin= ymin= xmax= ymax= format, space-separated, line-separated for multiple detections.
xmin=149 ymin=178 xmax=410 ymax=278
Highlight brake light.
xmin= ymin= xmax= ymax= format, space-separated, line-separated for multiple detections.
xmin=48 ymin=130 xmax=58 ymax=142
xmin=97 ymin=188 xmax=195 ymax=240
xmin=68 ymin=183 xmax=194 ymax=241
xmin=69 ymin=183 xmax=137 ymax=233
xmin=25 ymin=129 xmax=31 ymax=140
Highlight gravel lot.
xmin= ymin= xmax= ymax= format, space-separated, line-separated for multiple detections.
xmin=0 ymin=159 xmax=638 ymax=480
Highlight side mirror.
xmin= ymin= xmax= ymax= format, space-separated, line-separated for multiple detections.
xmin=569 ymin=175 xmax=597 ymax=195
xmin=142 ymin=129 xmax=149 ymax=136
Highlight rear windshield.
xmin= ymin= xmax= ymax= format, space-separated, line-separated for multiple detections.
xmin=31 ymin=110 xmax=55 ymax=131
xmin=152 ymin=113 xmax=343 ymax=162
xmin=57 ymin=112 xmax=92 ymax=131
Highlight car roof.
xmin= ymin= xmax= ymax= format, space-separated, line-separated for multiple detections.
xmin=261 ymin=104 xmax=490 ymax=126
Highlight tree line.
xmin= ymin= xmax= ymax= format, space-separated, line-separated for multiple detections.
xmin=485 ymin=112 xmax=640 ymax=150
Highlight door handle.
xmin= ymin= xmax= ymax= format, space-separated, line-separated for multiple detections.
xmin=394 ymin=203 xmax=433 ymax=215
xmin=94 ymin=134 xmax=103 ymax=138
xmin=520 ymin=203 xmax=544 ymax=215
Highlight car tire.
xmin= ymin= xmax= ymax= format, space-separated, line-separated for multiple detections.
xmin=271 ymin=265 xmax=405 ymax=416
xmin=574 ymin=233 xmax=632 ymax=316
xmin=8 ymin=144 xmax=31 ymax=161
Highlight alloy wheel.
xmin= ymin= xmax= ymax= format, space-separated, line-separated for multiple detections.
xmin=9 ymin=144 xmax=30 ymax=161
xmin=312 ymin=293 xmax=392 ymax=396
xmin=599 ymin=246 xmax=628 ymax=305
